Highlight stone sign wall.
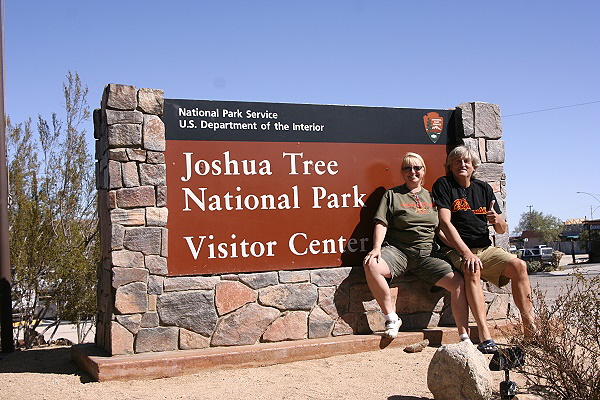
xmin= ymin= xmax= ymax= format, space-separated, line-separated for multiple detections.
xmin=94 ymin=84 xmax=513 ymax=355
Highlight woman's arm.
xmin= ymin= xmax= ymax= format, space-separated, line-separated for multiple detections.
xmin=363 ymin=221 xmax=387 ymax=267
xmin=437 ymin=208 xmax=482 ymax=273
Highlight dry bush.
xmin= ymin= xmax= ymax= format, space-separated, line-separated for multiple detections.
xmin=504 ymin=273 xmax=600 ymax=399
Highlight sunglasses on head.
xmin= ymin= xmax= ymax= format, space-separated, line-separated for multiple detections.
xmin=402 ymin=165 xmax=424 ymax=172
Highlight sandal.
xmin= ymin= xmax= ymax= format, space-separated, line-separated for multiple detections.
xmin=477 ymin=339 xmax=499 ymax=354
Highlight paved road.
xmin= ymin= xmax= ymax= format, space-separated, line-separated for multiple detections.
xmin=528 ymin=262 xmax=600 ymax=305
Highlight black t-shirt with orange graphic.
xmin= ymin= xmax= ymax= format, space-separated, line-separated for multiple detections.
xmin=432 ymin=175 xmax=501 ymax=248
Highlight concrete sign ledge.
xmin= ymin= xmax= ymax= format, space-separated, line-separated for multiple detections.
xmin=71 ymin=322 xmax=510 ymax=382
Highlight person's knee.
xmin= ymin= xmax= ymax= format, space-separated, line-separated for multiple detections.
xmin=463 ymin=269 xmax=481 ymax=283
xmin=507 ymin=259 xmax=529 ymax=281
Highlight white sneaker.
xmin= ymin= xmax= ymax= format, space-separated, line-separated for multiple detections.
xmin=383 ymin=319 xmax=402 ymax=338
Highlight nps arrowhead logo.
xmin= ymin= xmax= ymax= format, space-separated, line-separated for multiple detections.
xmin=423 ymin=112 xmax=444 ymax=143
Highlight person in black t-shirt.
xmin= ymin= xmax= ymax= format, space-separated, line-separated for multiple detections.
xmin=432 ymin=146 xmax=535 ymax=353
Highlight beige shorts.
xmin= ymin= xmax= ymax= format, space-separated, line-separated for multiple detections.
xmin=442 ymin=246 xmax=516 ymax=287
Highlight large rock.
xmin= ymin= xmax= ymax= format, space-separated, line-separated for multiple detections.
xmin=427 ymin=341 xmax=493 ymax=400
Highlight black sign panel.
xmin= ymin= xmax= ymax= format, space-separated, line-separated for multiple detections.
xmin=163 ymin=99 xmax=455 ymax=145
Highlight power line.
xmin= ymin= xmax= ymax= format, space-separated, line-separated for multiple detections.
xmin=503 ymin=100 xmax=600 ymax=117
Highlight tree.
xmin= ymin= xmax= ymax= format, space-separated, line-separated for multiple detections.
xmin=514 ymin=209 xmax=563 ymax=245
xmin=7 ymin=71 xmax=98 ymax=347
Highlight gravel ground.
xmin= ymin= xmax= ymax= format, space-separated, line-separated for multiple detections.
xmin=0 ymin=343 xmax=528 ymax=400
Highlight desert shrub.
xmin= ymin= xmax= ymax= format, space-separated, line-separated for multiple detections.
xmin=505 ymin=273 xmax=600 ymax=399
xmin=526 ymin=260 xmax=545 ymax=274
xmin=551 ymin=250 xmax=564 ymax=268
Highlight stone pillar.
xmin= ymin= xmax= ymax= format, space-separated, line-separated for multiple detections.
xmin=455 ymin=102 xmax=509 ymax=249
xmin=94 ymin=84 xmax=167 ymax=355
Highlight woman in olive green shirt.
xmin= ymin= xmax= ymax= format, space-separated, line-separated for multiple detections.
xmin=363 ymin=152 xmax=470 ymax=340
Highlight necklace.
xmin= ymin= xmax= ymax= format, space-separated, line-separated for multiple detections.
xmin=408 ymin=192 xmax=427 ymax=213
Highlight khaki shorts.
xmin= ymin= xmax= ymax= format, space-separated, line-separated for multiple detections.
xmin=442 ymin=246 xmax=516 ymax=287
xmin=380 ymin=244 xmax=454 ymax=285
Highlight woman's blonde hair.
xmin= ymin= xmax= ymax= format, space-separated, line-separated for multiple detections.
xmin=402 ymin=152 xmax=426 ymax=184
xmin=444 ymin=146 xmax=481 ymax=177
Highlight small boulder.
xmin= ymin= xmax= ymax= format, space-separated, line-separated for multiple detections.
xmin=427 ymin=341 xmax=493 ymax=400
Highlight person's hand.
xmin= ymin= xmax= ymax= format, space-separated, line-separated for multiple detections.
xmin=486 ymin=200 xmax=500 ymax=225
xmin=363 ymin=249 xmax=381 ymax=267
xmin=461 ymin=251 xmax=483 ymax=274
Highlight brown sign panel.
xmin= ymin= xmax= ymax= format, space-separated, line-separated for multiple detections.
xmin=163 ymin=100 xmax=454 ymax=275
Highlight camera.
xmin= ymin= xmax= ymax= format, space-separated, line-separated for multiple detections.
xmin=489 ymin=346 xmax=525 ymax=400
xmin=489 ymin=345 xmax=525 ymax=371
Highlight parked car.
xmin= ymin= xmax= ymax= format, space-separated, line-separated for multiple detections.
xmin=518 ymin=246 xmax=553 ymax=263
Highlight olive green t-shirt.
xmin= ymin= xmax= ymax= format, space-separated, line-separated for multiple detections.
xmin=373 ymin=185 xmax=438 ymax=251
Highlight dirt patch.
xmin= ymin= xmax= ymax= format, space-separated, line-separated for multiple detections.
xmin=0 ymin=344 xmax=529 ymax=399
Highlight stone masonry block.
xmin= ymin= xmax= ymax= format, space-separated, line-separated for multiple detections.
xmin=158 ymin=291 xmax=218 ymax=336
xmin=127 ymin=148 xmax=147 ymax=162
xmin=456 ymin=102 xmax=475 ymax=138
xmin=115 ymin=186 xmax=155 ymax=208
xmin=109 ymin=148 xmax=128 ymax=162
xmin=475 ymin=163 xmax=504 ymax=181
xmin=145 ymin=255 xmax=168 ymax=275
xmin=179 ymin=328 xmax=210 ymax=350
xmin=486 ymin=139 xmax=505 ymax=163
xmin=239 ymin=272 xmax=279 ymax=289
xmin=262 ymin=311 xmax=308 ymax=342
xmin=111 ymin=208 xmax=145 ymax=226
xmin=279 ymin=270 xmax=310 ymax=283
xmin=308 ymin=307 xmax=335 ymax=339
xmin=211 ymin=303 xmax=280 ymax=347
xmin=108 ymin=160 xmax=122 ymax=189
xmin=161 ymin=228 xmax=168 ymax=257
xmin=147 ymin=275 xmax=164 ymax=295
xmin=122 ymin=161 xmax=140 ymax=187
xmin=147 ymin=151 xmax=165 ymax=164
xmin=137 ymin=88 xmax=164 ymax=115
xmin=146 ymin=207 xmax=168 ymax=227
xmin=112 ymin=267 xmax=148 ymax=288
xmin=112 ymin=249 xmax=145 ymax=269
xmin=116 ymin=314 xmax=142 ymax=335
xmin=111 ymin=224 xmax=125 ymax=250
xmin=135 ymin=327 xmax=179 ymax=353
xmin=106 ymin=109 xmax=143 ymax=125
xmin=474 ymin=102 xmax=502 ymax=139
xmin=141 ymin=311 xmax=159 ymax=328
xmin=310 ymin=267 xmax=353 ymax=287
xmin=143 ymin=114 xmax=166 ymax=152
xmin=123 ymin=227 xmax=163 ymax=255
xmin=114 ymin=282 xmax=148 ymax=314
xmin=259 ymin=283 xmax=318 ymax=310
xmin=156 ymin=186 xmax=167 ymax=207
xmin=108 ymin=124 xmax=142 ymax=148
xmin=163 ymin=276 xmax=220 ymax=291
xmin=104 ymin=84 xmax=137 ymax=111
xmin=110 ymin=321 xmax=134 ymax=355
xmin=139 ymin=163 xmax=166 ymax=186
xmin=215 ymin=281 xmax=258 ymax=315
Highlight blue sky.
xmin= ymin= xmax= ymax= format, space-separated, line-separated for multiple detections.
xmin=4 ymin=1 xmax=600 ymax=226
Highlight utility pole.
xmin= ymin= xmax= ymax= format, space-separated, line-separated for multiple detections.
xmin=527 ymin=205 xmax=533 ymax=214
xmin=0 ymin=0 xmax=14 ymax=353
